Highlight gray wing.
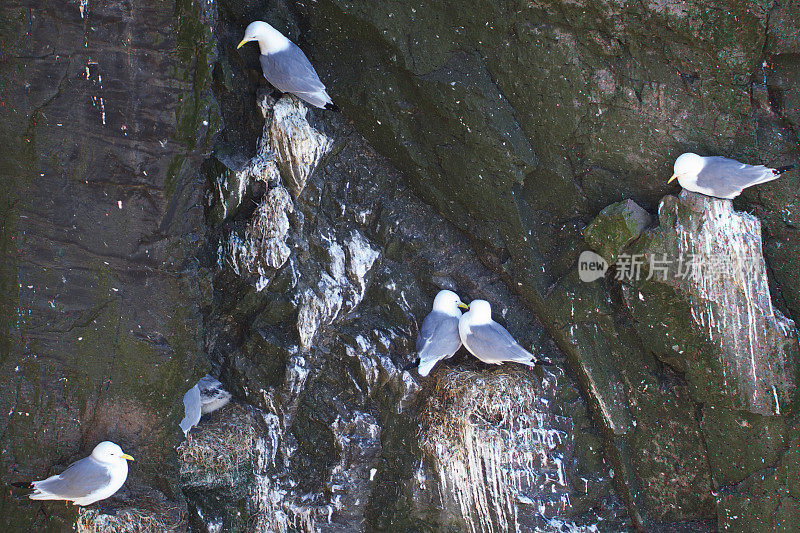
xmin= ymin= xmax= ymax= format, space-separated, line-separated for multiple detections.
xmin=260 ymin=44 xmax=327 ymax=96
xmin=179 ymin=384 xmax=202 ymax=436
xmin=464 ymin=322 xmax=536 ymax=366
xmin=696 ymin=157 xmax=778 ymax=194
xmin=35 ymin=457 xmax=111 ymax=498
xmin=416 ymin=312 xmax=461 ymax=376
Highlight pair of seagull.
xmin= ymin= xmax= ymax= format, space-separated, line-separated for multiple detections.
xmin=18 ymin=18 xmax=796 ymax=511
xmin=414 ymin=290 xmax=539 ymax=377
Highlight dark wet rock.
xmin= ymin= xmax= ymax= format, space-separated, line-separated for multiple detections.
xmin=188 ymin=75 xmax=628 ymax=530
xmin=625 ymin=191 xmax=798 ymax=416
xmin=3 ymin=0 xmax=800 ymax=531
xmin=0 ymin=0 xmax=215 ymax=529
xmin=265 ymin=97 xmax=333 ymax=198
xmin=544 ymin=268 xmax=716 ymax=528
xmin=712 ymin=417 xmax=800 ymax=532
xmin=287 ymin=0 xmax=800 ymax=529
xmin=619 ymin=191 xmax=800 ymax=530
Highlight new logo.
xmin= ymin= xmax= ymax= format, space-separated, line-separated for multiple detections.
xmin=578 ymin=251 xmax=609 ymax=282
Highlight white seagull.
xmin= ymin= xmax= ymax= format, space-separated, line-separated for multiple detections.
xmin=415 ymin=290 xmax=468 ymax=377
xmin=24 ymin=441 xmax=133 ymax=506
xmin=237 ymin=21 xmax=334 ymax=109
xmin=458 ymin=300 xmax=537 ymax=367
xmin=669 ymin=152 xmax=794 ymax=199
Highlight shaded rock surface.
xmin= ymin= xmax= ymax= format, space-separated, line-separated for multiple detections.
xmin=1 ymin=0 xmax=799 ymax=532
xmin=190 ymin=79 xmax=627 ymax=530
xmin=583 ymin=199 xmax=652 ymax=264
xmin=619 ymin=191 xmax=800 ymax=531
xmin=0 ymin=0 xmax=215 ymax=530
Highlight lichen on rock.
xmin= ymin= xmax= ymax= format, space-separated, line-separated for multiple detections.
xmin=583 ymin=199 xmax=652 ymax=264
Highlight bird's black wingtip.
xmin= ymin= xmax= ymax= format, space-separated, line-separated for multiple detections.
xmin=324 ymin=102 xmax=340 ymax=112
xmin=10 ymin=481 xmax=32 ymax=489
xmin=774 ymin=164 xmax=795 ymax=174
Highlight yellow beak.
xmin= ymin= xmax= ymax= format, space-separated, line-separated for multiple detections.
xmin=236 ymin=38 xmax=249 ymax=50
xmin=667 ymin=174 xmax=677 ymax=184
xmin=457 ymin=302 xmax=469 ymax=310
xmin=121 ymin=453 xmax=134 ymax=461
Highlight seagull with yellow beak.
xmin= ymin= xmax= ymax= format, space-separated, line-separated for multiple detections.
xmin=237 ymin=21 xmax=334 ymax=109
xmin=17 ymin=441 xmax=134 ymax=506
xmin=412 ymin=290 xmax=468 ymax=377
xmin=668 ymin=152 xmax=794 ymax=199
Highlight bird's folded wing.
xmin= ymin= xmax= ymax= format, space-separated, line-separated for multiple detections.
xmin=465 ymin=322 xmax=535 ymax=364
xmin=180 ymin=384 xmax=202 ymax=435
xmin=260 ymin=44 xmax=327 ymax=95
xmin=34 ymin=457 xmax=111 ymax=499
xmin=698 ymin=157 xmax=777 ymax=189
xmin=417 ymin=313 xmax=461 ymax=364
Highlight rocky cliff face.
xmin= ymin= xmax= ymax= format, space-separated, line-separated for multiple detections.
xmin=1 ymin=0 xmax=214 ymax=530
xmin=1 ymin=0 xmax=799 ymax=532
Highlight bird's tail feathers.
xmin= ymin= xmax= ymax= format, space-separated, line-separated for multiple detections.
xmin=507 ymin=355 xmax=536 ymax=367
xmin=28 ymin=489 xmax=61 ymax=500
xmin=773 ymin=164 xmax=795 ymax=175
xmin=417 ymin=358 xmax=440 ymax=377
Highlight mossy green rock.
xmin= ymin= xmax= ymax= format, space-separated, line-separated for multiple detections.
xmin=583 ymin=199 xmax=652 ymax=264
xmin=622 ymin=191 xmax=800 ymax=530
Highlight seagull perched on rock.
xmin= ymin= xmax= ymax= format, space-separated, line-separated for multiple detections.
xmin=669 ymin=153 xmax=794 ymax=199
xmin=458 ymin=300 xmax=537 ymax=368
xmin=237 ymin=21 xmax=335 ymax=109
xmin=16 ymin=442 xmax=133 ymax=506
xmin=410 ymin=290 xmax=468 ymax=377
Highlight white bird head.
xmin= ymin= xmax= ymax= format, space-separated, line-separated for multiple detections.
xmin=465 ymin=299 xmax=492 ymax=323
xmin=432 ymin=290 xmax=467 ymax=316
xmin=237 ymin=21 xmax=291 ymax=55
xmin=669 ymin=152 xmax=704 ymax=185
xmin=92 ymin=441 xmax=134 ymax=463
